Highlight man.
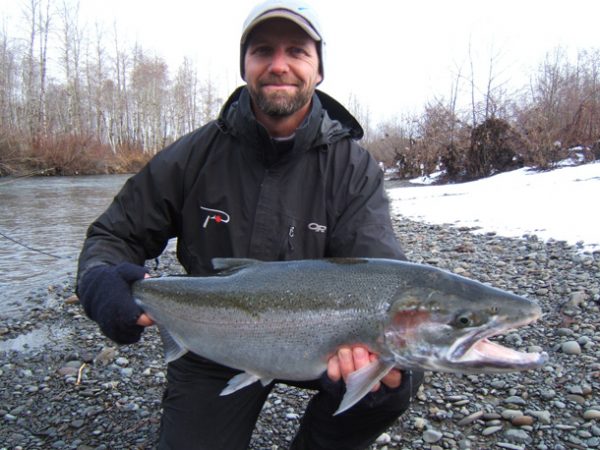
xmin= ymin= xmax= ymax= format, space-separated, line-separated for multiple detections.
xmin=77 ymin=1 xmax=422 ymax=448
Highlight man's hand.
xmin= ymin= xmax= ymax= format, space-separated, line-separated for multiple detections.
xmin=327 ymin=346 xmax=402 ymax=391
xmin=137 ymin=274 xmax=155 ymax=327
xmin=78 ymin=262 xmax=149 ymax=345
xmin=137 ymin=313 xmax=154 ymax=327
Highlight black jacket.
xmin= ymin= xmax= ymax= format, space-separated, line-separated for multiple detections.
xmin=77 ymin=87 xmax=404 ymax=284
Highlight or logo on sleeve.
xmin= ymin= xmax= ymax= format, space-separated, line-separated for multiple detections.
xmin=201 ymin=206 xmax=230 ymax=228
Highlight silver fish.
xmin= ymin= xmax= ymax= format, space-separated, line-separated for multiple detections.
xmin=133 ymin=258 xmax=547 ymax=415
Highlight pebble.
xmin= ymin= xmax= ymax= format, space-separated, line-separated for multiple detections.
xmin=121 ymin=368 xmax=133 ymax=377
xmin=561 ymin=341 xmax=582 ymax=354
xmin=375 ymin=432 xmax=391 ymax=444
xmin=458 ymin=410 xmax=484 ymax=426
xmin=423 ymin=429 xmax=443 ymax=443
xmin=414 ymin=417 xmax=427 ymax=430
xmin=116 ymin=357 xmax=129 ymax=367
xmin=496 ymin=443 xmax=525 ymax=450
xmin=511 ymin=415 xmax=534 ymax=426
xmin=482 ymin=425 xmax=503 ymax=436
xmin=540 ymin=389 xmax=556 ymax=400
xmin=501 ymin=409 xmax=524 ymax=420
xmin=504 ymin=396 xmax=527 ymax=406
xmin=583 ymin=409 xmax=600 ymax=420
xmin=504 ymin=429 xmax=532 ymax=443
xmin=64 ymin=295 xmax=79 ymax=304
xmin=94 ymin=347 xmax=117 ymax=365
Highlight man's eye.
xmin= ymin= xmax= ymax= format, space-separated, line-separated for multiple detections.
xmin=252 ymin=46 xmax=272 ymax=56
xmin=290 ymin=47 xmax=308 ymax=57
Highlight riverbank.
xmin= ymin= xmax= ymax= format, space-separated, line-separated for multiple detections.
xmin=1 ymin=216 xmax=599 ymax=449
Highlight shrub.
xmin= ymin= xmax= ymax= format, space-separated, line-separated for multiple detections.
xmin=27 ymin=134 xmax=113 ymax=175
xmin=466 ymin=118 xmax=523 ymax=180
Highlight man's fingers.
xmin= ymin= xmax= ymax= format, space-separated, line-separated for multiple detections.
xmin=337 ymin=347 xmax=354 ymax=382
xmin=381 ymin=369 xmax=402 ymax=389
xmin=352 ymin=346 xmax=370 ymax=369
xmin=327 ymin=346 xmax=403 ymax=391
xmin=359 ymin=350 xmax=381 ymax=392
xmin=136 ymin=313 xmax=154 ymax=327
xmin=327 ymin=355 xmax=341 ymax=382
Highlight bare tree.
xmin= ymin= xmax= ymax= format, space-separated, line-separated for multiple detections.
xmin=346 ymin=93 xmax=372 ymax=146
xmin=0 ymin=26 xmax=18 ymax=133
xmin=57 ymin=0 xmax=83 ymax=134
xmin=198 ymin=76 xmax=221 ymax=127
xmin=130 ymin=49 xmax=169 ymax=152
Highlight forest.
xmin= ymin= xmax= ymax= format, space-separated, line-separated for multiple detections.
xmin=1 ymin=0 xmax=599 ymax=180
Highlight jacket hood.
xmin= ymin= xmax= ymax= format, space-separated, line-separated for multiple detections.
xmin=218 ymin=87 xmax=364 ymax=155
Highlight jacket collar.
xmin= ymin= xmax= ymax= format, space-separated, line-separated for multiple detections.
xmin=218 ymin=86 xmax=363 ymax=165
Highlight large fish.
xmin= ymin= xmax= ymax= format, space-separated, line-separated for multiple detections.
xmin=133 ymin=258 xmax=547 ymax=415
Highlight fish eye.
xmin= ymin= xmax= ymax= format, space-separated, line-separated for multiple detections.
xmin=454 ymin=312 xmax=474 ymax=328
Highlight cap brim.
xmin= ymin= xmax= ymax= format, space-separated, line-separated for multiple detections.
xmin=241 ymin=9 xmax=321 ymax=44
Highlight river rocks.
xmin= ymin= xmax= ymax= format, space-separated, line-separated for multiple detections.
xmin=1 ymin=215 xmax=600 ymax=449
xmin=583 ymin=409 xmax=600 ymax=420
xmin=64 ymin=294 xmax=79 ymax=304
xmin=562 ymin=340 xmax=582 ymax=354
xmin=423 ymin=428 xmax=443 ymax=443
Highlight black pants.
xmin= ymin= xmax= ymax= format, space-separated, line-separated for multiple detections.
xmin=157 ymin=353 xmax=423 ymax=450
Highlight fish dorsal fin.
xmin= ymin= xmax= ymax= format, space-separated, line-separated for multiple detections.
xmin=219 ymin=372 xmax=273 ymax=396
xmin=158 ymin=326 xmax=188 ymax=364
xmin=334 ymin=359 xmax=396 ymax=415
xmin=211 ymin=258 xmax=261 ymax=273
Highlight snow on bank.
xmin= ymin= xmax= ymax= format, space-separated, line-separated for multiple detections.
xmin=387 ymin=162 xmax=600 ymax=252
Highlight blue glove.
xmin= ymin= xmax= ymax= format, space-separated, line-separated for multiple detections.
xmin=78 ymin=262 xmax=148 ymax=345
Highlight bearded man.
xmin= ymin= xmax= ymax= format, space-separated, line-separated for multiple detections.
xmin=76 ymin=1 xmax=422 ymax=448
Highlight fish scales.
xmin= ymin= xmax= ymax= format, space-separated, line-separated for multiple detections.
xmin=133 ymin=257 xmax=548 ymax=415
xmin=135 ymin=260 xmax=396 ymax=379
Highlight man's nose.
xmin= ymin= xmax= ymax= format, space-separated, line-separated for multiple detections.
xmin=269 ymin=48 xmax=289 ymax=74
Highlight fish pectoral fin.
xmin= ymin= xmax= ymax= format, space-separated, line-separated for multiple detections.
xmin=334 ymin=359 xmax=396 ymax=416
xmin=158 ymin=326 xmax=188 ymax=364
xmin=219 ymin=372 xmax=273 ymax=396
xmin=211 ymin=258 xmax=261 ymax=273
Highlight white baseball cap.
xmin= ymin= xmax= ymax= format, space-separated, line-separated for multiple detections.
xmin=240 ymin=0 xmax=324 ymax=80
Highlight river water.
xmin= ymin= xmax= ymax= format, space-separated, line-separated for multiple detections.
xmin=0 ymin=175 xmax=131 ymax=317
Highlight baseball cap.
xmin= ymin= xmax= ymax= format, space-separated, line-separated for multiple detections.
xmin=240 ymin=0 xmax=324 ymax=80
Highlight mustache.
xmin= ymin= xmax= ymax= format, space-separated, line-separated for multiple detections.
xmin=259 ymin=77 xmax=299 ymax=86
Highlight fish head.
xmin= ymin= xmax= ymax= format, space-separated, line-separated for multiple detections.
xmin=383 ymin=265 xmax=548 ymax=373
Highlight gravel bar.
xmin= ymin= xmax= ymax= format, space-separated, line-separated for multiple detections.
xmin=1 ymin=216 xmax=599 ymax=450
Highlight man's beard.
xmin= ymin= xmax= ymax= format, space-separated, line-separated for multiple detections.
xmin=249 ymin=82 xmax=313 ymax=117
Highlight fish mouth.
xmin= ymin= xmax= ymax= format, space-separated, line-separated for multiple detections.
xmin=449 ymin=315 xmax=548 ymax=371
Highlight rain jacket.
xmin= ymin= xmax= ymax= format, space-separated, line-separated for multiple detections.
xmin=77 ymin=86 xmax=404 ymax=284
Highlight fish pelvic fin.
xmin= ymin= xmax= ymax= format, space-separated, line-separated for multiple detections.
xmin=211 ymin=258 xmax=261 ymax=273
xmin=220 ymin=372 xmax=273 ymax=396
xmin=159 ymin=326 xmax=188 ymax=364
xmin=334 ymin=359 xmax=396 ymax=416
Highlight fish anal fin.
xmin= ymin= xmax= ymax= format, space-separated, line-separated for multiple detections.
xmin=334 ymin=359 xmax=395 ymax=416
xmin=158 ymin=326 xmax=188 ymax=364
xmin=220 ymin=372 xmax=273 ymax=396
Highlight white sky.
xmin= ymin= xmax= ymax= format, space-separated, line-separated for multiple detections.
xmin=388 ymin=162 xmax=600 ymax=253
xmin=2 ymin=0 xmax=599 ymax=123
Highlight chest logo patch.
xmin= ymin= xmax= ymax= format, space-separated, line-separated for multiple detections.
xmin=308 ymin=222 xmax=327 ymax=233
xmin=201 ymin=206 xmax=230 ymax=228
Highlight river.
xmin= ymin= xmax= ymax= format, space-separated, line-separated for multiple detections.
xmin=0 ymin=175 xmax=131 ymax=317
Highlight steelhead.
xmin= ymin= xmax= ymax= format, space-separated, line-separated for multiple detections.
xmin=133 ymin=258 xmax=547 ymax=415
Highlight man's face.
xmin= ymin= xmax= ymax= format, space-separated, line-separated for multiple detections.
xmin=244 ymin=18 xmax=322 ymax=118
